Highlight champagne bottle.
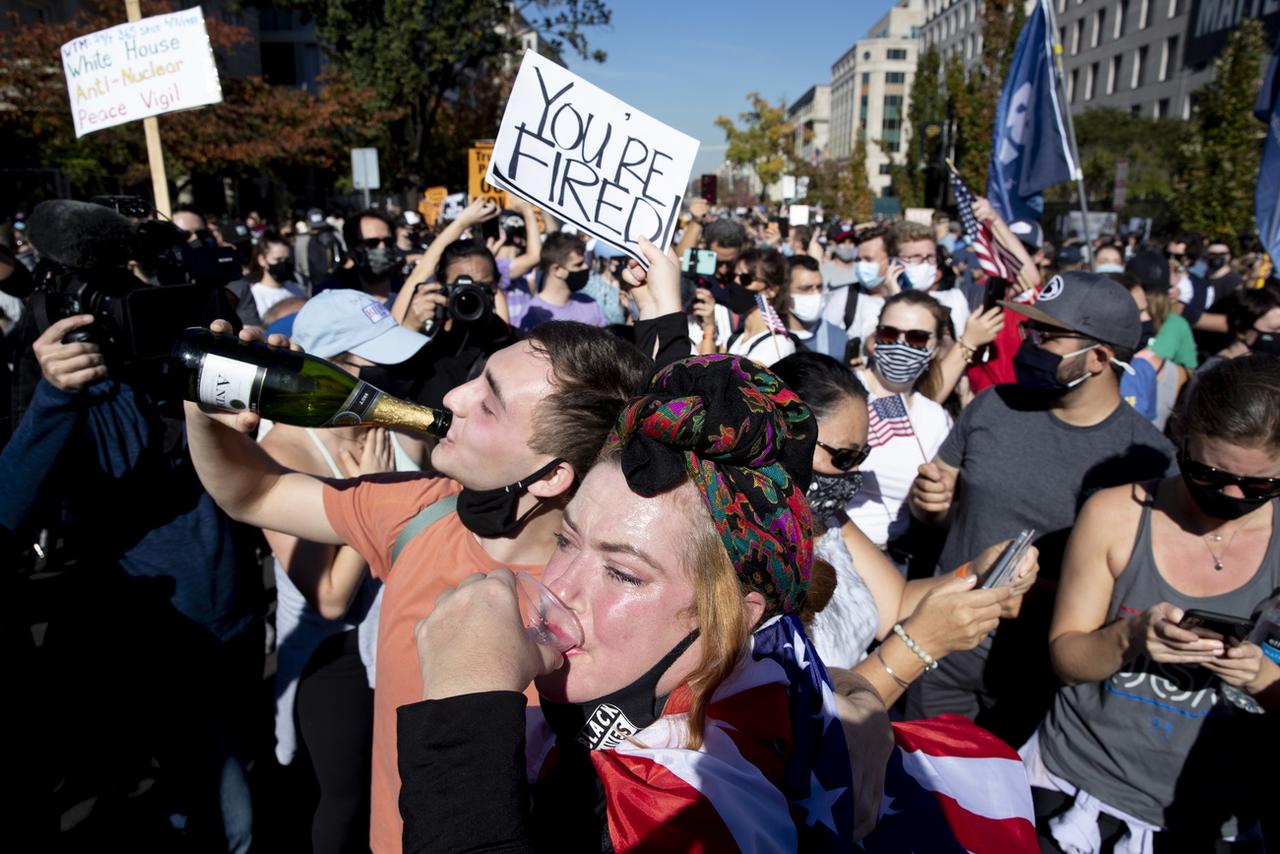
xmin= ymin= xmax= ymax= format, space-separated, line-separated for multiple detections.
xmin=172 ymin=327 xmax=451 ymax=436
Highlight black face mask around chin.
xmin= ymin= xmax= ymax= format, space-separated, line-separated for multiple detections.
xmin=456 ymin=457 xmax=566 ymax=537
xmin=539 ymin=629 xmax=700 ymax=751
xmin=1182 ymin=475 xmax=1270 ymax=521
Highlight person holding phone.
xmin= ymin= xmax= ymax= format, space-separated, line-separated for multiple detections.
xmin=1026 ymin=354 xmax=1280 ymax=851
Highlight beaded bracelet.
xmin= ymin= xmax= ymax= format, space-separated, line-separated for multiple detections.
xmin=875 ymin=647 xmax=911 ymax=690
xmin=893 ymin=623 xmax=939 ymax=671
xmin=957 ymin=340 xmax=977 ymax=364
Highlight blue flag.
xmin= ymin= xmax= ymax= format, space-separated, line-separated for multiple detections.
xmin=987 ymin=0 xmax=1077 ymax=223
xmin=1254 ymin=35 xmax=1280 ymax=264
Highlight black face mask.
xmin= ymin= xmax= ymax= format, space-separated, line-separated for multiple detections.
xmin=456 ymin=457 xmax=565 ymax=537
xmin=806 ymin=470 xmax=864 ymax=517
xmin=1251 ymin=331 xmax=1280 ymax=356
xmin=1012 ymin=339 xmax=1092 ymax=398
xmin=722 ymin=279 xmax=758 ymax=315
xmin=1183 ymin=475 xmax=1270 ymax=521
xmin=357 ymin=363 xmax=416 ymax=400
xmin=360 ymin=246 xmax=397 ymax=279
xmin=1140 ymin=319 xmax=1155 ymax=344
xmin=565 ymin=268 xmax=591 ymax=292
xmin=266 ymin=260 xmax=295 ymax=282
xmin=539 ymin=629 xmax=700 ymax=751
xmin=1206 ymin=255 xmax=1229 ymax=271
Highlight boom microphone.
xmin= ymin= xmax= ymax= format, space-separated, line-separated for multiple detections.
xmin=26 ymin=199 xmax=138 ymax=269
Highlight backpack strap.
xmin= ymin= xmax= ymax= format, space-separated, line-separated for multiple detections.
xmin=842 ymin=284 xmax=860 ymax=332
xmin=390 ymin=494 xmax=459 ymax=567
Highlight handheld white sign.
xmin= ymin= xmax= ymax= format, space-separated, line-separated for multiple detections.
xmin=487 ymin=51 xmax=699 ymax=264
xmin=61 ymin=6 xmax=223 ymax=138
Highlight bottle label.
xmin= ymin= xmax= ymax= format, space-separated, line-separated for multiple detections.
xmin=197 ymin=354 xmax=265 ymax=413
xmin=326 ymin=382 xmax=381 ymax=426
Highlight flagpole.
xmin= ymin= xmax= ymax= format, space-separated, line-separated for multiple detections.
xmin=898 ymin=394 xmax=930 ymax=464
xmin=1042 ymin=0 xmax=1094 ymax=266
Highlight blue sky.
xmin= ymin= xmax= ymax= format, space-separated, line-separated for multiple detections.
xmin=562 ymin=0 xmax=888 ymax=177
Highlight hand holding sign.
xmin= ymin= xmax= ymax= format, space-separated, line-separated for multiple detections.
xmin=486 ymin=51 xmax=699 ymax=266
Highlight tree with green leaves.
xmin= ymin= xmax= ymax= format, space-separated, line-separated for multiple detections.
xmin=949 ymin=0 xmax=1026 ymax=189
xmin=795 ymin=140 xmax=872 ymax=221
xmin=297 ymin=0 xmax=611 ymax=188
xmin=886 ymin=44 xmax=945 ymax=208
xmin=714 ymin=92 xmax=794 ymax=202
xmin=1172 ymin=18 xmax=1268 ymax=249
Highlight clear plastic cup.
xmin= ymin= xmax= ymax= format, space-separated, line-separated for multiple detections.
xmin=514 ymin=571 xmax=583 ymax=653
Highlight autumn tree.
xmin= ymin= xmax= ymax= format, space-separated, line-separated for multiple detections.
xmin=714 ymin=92 xmax=794 ymax=202
xmin=797 ymin=140 xmax=872 ymax=221
xmin=297 ymin=0 xmax=612 ymax=188
xmin=1172 ymin=18 xmax=1268 ymax=249
xmin=0 ymin=0 xmax=388 ymax=205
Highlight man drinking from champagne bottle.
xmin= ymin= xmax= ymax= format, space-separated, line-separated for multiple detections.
xmin=183 ymin=238 xmax=682 ymax=854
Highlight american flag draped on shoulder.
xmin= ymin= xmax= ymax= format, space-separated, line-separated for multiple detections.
xmin=867 ymin=394 xmax=914 ymax=448
xmin=950 ymin=162 xmax=1024 ymax=281
xmin=861 ymin=715 xmax=1039 ymax=852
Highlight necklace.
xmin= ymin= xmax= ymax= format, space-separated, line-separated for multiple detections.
xmin=1202 ymin=526 xmax=1244 ymax=571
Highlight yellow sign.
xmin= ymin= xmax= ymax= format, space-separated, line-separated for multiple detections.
xmin=468 ymin=142 xmax=508 ymax=208
xmin=419 ymin=185 xmax=448 ymax=227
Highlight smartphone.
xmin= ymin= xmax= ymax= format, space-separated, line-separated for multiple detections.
xmin=894 ymin=258 xmax=912 ymax=291
xmin=981 ymin=529 xmax=1036 ymax=589
xmin=983 ymin=277 xmax=1009 ymax=312
xmin=844 ymin=336 xmax=863 ymax=366
xmin=681 ymin=248 xmax=717 ymax=276
xmin=1178 ymin=609 xmax=1255 ymax=641
xmin=480 ymin=215 xmax=501 ymax=243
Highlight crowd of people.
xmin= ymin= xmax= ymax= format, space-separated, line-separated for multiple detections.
xmin=1 ymin=182 xmax=1278 ymax=854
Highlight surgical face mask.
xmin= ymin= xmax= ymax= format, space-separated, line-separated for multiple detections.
xmin=855 ymin=260 xmax=884 ymax=288
xmin=1095 ymin=263 xmax=1124 ymax=274
xmin=806 ymin=470 xmax=864 ymax=517
xmin=1012 ymin=339 xmax=1097 ymax=397
xmin=361 ymin=246 xmax=397 ymax=278
xmin=903 ymin=262 xmax=937 ymax=291
xmin=873 ymin=341 xmax=934 ymax=386
xmin=832 ymin=246 xmax=856 ymax=262
xmin=790 ymin=292 xmax=826 ymax=325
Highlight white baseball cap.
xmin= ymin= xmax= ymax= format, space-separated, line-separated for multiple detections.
xmin=292 ymin=289 xmax=428 ymax=364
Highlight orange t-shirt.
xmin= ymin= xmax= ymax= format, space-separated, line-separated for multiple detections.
xmin=322 ymin=474 xmax=543 ymax=854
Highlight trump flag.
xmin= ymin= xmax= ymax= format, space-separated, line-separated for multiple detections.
xmin=987 ymin=0 xmax=1077 ymax=223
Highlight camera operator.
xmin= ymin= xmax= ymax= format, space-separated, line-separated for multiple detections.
xmin=171 ymin=208 xmax=260 ymax=327
xmin=0 ymin=200 xmax=262 ymax=851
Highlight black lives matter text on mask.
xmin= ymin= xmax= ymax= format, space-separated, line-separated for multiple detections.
xmin=488 ymin=51 xmax=698 ymax=264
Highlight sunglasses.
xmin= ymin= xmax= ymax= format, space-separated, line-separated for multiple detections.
xmin=1178 ymin=452 xmax=1280 ymax=500
xmin=817 ymin=439 xmax=871 ymax=471
xmin=1020 ymin=325 xmax=1092 ymax=347
xmin=735 ymin=272 xmax=761 ymax=288
xmin=1163 ymin=250 xmax=1188 ymax=262
xmin=875 ymin=324 xmax=932 ymax=348
xmin=362 ymin=236 xmax=394 ymax=249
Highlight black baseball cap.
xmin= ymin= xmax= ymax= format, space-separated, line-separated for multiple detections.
xmin=1000 ymin=271 xmax=1141 ymax=350
xmin=1125 ymin=251 xmax=1171 ymax=292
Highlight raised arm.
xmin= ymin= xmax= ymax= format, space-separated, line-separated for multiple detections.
xmin=392 ymin=198 xmax=500 ymax=324
xmin=926 ymin=306 xmax=1004 ymax=404
xmin=675 ymin=198 xmax=708 ymax=257
xmin=184 ymin=322 xmax=342 ymax=545
xmin=505 ymin=198 xmax=543 ymax=281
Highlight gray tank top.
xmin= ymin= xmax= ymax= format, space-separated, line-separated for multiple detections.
xmin=1039 ymin=488 xmax=1278 ymax=835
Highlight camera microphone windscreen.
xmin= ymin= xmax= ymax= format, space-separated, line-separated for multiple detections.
xmin=27 ymin=199 xmax=138 ymax=270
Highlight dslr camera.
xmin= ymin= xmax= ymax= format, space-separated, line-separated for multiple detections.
xmin=438 ymin=275 xmax=493 ymax=324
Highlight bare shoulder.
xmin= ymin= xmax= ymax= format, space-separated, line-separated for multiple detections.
xmin=1080 ymin=481 xmax=1152 ymax=525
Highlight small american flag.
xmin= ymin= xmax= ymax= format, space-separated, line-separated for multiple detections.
xmin=755 ymin=293 xmax=788 ymax=335
xmin=867 ymin=394 xmax=915 ymax=447
xmin=950 ymin=164 xmax=1023 ymax=281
